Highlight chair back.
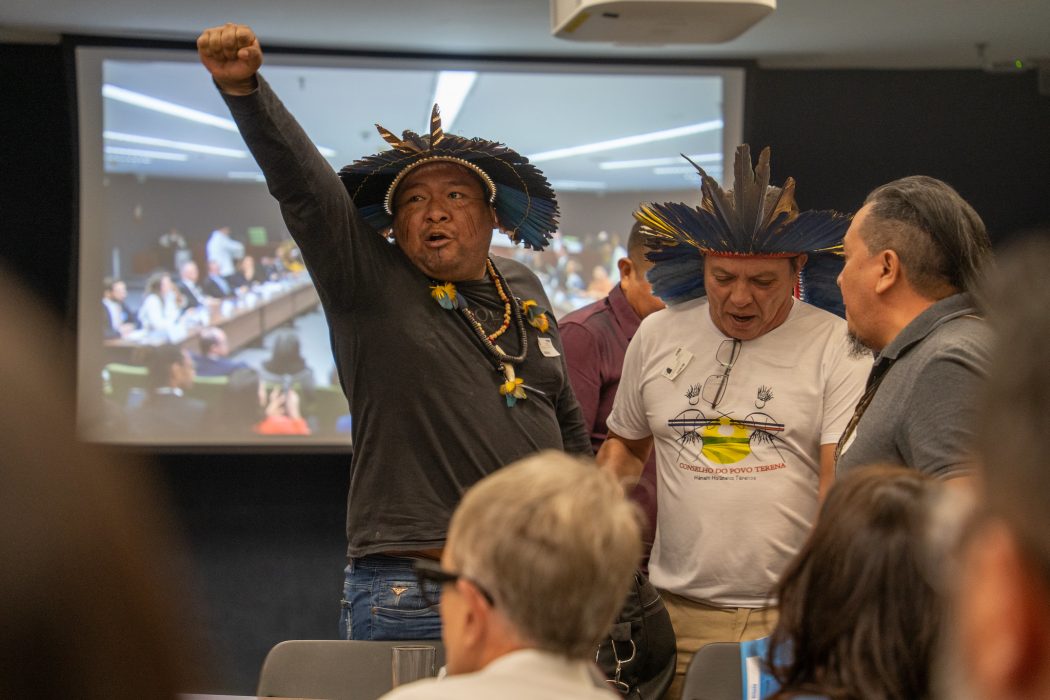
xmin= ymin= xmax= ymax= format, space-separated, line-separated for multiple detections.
xmin=681 ymin=641 xmax=742 ymax=700
xmin=257 ymin=639 xmax=445 ymax=700
xmin=104 ymin=362 xmax=147 ymax=407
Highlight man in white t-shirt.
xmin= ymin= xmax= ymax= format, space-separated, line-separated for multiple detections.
xmin=597 ymin=145 xmax=870 ymax=698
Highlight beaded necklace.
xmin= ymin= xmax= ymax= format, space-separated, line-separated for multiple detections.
xmin=429 ymin=258 xmax=550 ymax=407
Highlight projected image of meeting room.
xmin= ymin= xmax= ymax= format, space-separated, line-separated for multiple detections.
xmin=75 ymin=47 xmax=743 ymax=447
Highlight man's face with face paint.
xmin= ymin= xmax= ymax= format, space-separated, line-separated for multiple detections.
xmin=391 ymin=162 xmax=497 ymax=282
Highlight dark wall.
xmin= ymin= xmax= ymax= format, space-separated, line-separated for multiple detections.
xmin=1 ymin=43 xmax=78 ymax=318
xmin=2 ymin=39 xmax=1049 ymax=694
xmin=745 ymin=68 xmax=1050 ymax=240
xmin=158 ymin=451 xmax=348 ymax=692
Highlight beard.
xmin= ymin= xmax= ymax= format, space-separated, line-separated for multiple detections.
xmin=847 ymin=329 xmax=875 ymax=360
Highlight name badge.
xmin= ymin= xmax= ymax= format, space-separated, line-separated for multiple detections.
xmin=537 ymin=337 xmax=560 ymax=357
xmin=661 ymin=347 xmax=693 ymax=381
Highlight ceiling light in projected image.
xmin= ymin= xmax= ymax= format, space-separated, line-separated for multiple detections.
xmin=100 ymin=58 xmax=733 ymax=192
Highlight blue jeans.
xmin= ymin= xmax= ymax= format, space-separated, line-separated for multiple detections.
xmin=339 ymin=555 xmax=443 ymax=640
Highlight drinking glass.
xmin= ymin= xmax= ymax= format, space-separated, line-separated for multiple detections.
xmin=391 ymin=645 xmax=437 ymax=687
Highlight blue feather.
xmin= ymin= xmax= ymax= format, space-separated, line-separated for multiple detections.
xmin=800 ymin=251 xmax=847 ymax=318
xmin=496 ymin=187 xmax=557 ymax=250
xmin=358 ymin=203 xmax=392 ymax=232
xmin=646 ymin=244 xmax=705 ymax=305
xmin=636 ymin=145 xmax=853 ymax=311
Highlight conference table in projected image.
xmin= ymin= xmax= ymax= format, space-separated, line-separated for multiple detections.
xmin=105 ymin=278 xmax=321 ymax=365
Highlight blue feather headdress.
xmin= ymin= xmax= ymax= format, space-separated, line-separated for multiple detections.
xmin=636 ymin=145 xmax=851 ymax=317
xmin=339 ymin=105 xmax=558 ymax=251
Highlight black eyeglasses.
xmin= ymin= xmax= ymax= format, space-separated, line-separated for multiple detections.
xmin=412 ymin=558 xmax=495 ymax=607
xmin=701 ymin=338 xmax=742 ymax=409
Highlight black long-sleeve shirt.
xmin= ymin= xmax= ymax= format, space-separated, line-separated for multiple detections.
xmin=222 ymin=76 xmax=589 ymax=556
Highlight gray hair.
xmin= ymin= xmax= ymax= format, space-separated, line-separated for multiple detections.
xmin=447 ymin=451 xmax=642 ymax=659
xmin=862 ymin=176 xmax=991 ymax=299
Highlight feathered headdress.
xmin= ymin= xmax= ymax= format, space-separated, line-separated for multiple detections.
xmin=636 ymin=145 xmax=851 ymax=316
xmin=339 ymin=105 xmax=558 ymax=251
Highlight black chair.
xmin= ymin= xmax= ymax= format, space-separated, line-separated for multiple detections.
xmin=681 ymin=641 xmax=742 ymax=700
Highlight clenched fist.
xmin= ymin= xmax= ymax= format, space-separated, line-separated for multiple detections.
xmin=197 ymin=23 xmax=263 ymax=96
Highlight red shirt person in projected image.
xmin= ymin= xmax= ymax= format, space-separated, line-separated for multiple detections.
xmin=197 ymin=23 xmax=589 ymax=642
xmin=219 ymin=367 xmax=311 ymax=437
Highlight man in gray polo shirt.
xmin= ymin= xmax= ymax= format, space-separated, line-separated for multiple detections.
xmin=834 ymin=175 xmax=992 ymax=482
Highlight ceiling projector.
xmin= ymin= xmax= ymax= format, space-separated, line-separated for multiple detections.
xmin=550 ymin=0 xmax=776 ymax=44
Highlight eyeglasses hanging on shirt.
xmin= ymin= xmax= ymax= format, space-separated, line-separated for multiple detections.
xmin=702 ymin=338 xmax=742 ymax=409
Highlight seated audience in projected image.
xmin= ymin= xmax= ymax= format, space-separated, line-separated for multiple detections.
xmin=202 ymin=259 xmax=235 ymax=299
xmin=0 ymin=268 xmax=200 ymax=699
xmin=138 ymin=271 xmax=186 ymax=343
xmin=227 ymin=254 xmax=260 ymax=292
xmin=936 ymin=236 xmax=1050 ymax=700
xmin=176 ymin=260 xmax=209 ymax=311
xmin=192 ymin=326 xmax=248 ymax=377
xmin=258 ymin=254 xmax=283 ymax=283
xmin=102 ymin=276 xmax=138 ymax=340
xmin=760 ymin=465 xmax=969 ymax=700
xmin=220 ymin=367 xmax=311 ymax=436
xmin=127 ymin=344 xmax=207 ymax=439
xmin=261 ymin=330 xmax=316 ymax=404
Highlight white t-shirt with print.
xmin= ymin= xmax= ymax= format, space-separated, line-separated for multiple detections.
xmin=607 ymin=297 xmax=869 ymax=607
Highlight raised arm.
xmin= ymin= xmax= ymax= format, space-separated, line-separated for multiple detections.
xmin=197 ymin=23 xmax=263 ymax=96
xmin=196 ymin=24 xmax=387 ymax=312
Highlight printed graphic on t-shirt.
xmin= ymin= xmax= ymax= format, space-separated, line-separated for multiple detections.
xmin=668 ymin=383 xmax=787 ymax=479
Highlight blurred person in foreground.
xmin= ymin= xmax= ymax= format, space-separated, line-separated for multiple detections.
xmin=765 ymin=465 xmax=964 ymax=700
xmin=0 ymin=267 xmax=199 ymax=698
xmin=938 ymin=236 xmax=1050 ymax=700
xmin=561 ymin=221 xmax=665 ymax=566
xmin=834 ymin=176 xmax=992 ymax=482
xmin=381 ymin=451 xmax=641 ymax=700
xmin=198 ymin=23 xmax=588 ymax=640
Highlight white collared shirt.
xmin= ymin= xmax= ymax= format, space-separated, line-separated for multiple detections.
xmin=378 ymin=649 xmax=616 ymax=700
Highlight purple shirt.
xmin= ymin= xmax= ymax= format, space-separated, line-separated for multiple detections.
xmin=560 ymin=284 xmax=640 ymax=451
xmin=561 ymin=284 xmax=657 ymax=564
